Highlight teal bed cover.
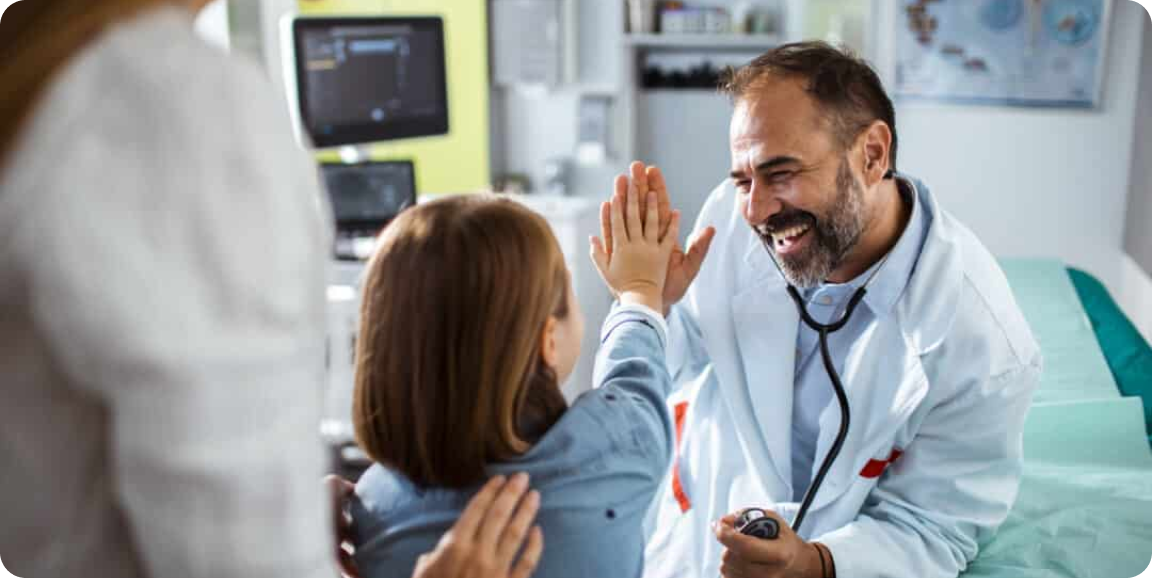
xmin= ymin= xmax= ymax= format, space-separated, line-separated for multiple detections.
xmin=957 ymin=259 xmax=1152 ymax=577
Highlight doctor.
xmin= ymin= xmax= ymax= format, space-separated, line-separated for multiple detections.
xmin=596 ymin=42 xmax=1042 ymax=578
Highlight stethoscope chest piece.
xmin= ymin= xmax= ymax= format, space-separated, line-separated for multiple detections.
xmin=735 ymin=508 xmax=780 ymax=540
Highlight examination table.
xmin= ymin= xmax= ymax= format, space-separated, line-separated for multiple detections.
xmin=960 ymin=259 xmax=1152 ymax=578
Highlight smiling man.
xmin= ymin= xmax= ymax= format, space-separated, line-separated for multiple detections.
xmin=625 ymin=42 xmax=1043 ymax=578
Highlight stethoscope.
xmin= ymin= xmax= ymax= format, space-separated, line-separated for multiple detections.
xmin=736 ymin=173 xmax=898 ymax=541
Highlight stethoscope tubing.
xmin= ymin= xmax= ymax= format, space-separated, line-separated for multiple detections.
xmin=785 ymin=284 xmax=861 ymax=534
xmin=758 ymin=234 xmax=889 ymax=535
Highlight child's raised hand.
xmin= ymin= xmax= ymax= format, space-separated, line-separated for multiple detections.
xmin=589 ymin=173 xmax=681 ymax=313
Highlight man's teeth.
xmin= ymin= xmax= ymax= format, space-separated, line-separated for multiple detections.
xmin=772 ymin=224 xmax=810 ymax=243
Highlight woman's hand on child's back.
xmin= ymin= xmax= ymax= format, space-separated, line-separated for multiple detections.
xmin=589 ymin=173 xmax=681 ymax=313
xmin=413 ymin=473 xmax=544 ymax=578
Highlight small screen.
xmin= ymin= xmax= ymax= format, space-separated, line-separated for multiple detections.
xmin=321 ymin=162 xmax=416 ymax=227
xmin=295 ymin=18 xmax=448 ymax=147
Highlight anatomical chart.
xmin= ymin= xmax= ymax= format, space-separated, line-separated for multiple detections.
xmin=894 ymin=0 xmax=1110 ymax=107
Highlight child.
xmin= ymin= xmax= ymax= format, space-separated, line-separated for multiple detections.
xmin=350 ymin=180 xmax=682 ymax=578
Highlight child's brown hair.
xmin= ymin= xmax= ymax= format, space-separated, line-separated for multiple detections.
xmin=353 ymin=195 xmax=569 ymax=488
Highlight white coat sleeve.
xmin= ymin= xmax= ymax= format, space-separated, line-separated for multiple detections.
xmin=664 ymin=181 xmax=730 ymax=397
xmin=817 ymin=360 xmax=1041 ymax=578
xmin=15 ymin=56 xmax=335 ymax=577
xmin=665 ymin=302 xmax=712 ymax=396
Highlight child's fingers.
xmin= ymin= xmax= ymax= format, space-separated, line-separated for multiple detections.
xmin=589 ymin=236 xmax=609 ymax=273
xmin=625 ymin=174 xmax=642 ymax=242
xmin=611 ymin=175 xmax=627 ymax=242
xmin=631 ymin=161 xmax=648 ymax=192
xmin=589 ymin=237 xmax=620 ymax=298
xmin=611 ymin=183 xmax=627 ymax=243
xmin=647 ymin=166 xmax=672 ymax=240
xmin=663 ymin=210 xmax=682 ymax=250
xmin=630 ymin=161 xmax=648 ymax=216
xmin=644 ymin=191 xmax=659 ymax=242
xmin=599 ymin=201 xmax=613 ymax=256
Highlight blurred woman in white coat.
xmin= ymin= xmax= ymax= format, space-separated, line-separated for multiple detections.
xmin=0 ymin=2 xmax=541 ymax=577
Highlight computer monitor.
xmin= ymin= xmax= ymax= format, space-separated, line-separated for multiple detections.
xmin=321 ymin=160 xmax=416 ymax=261
xmin=292 ymin=17 xmax=449 ymax=148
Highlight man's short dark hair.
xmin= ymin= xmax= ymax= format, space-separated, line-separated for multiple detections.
xmin=720 ymin=41 xmax=898 ymax=171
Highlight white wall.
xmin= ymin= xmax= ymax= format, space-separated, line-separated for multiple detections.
xmin=637 ymin=92 xmax=734 ymax=236
xmin=875 ymin=0 xmax=1147 ymax=296
xmin=1121 ymin=8 xmax=1152 ymax=342
xmin=491 ymin=0 xmax=626 ymax=197
xmin=1125 ymin=13 xmax=1152 ymax=280
xmin=1119 ymin=255 xmax=1152 ymax=342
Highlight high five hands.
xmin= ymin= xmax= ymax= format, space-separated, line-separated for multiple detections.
xmin=589 ymin=161 xmax=717 ymax=316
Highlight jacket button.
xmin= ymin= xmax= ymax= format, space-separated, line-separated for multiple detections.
xmin=605 ymin=393 xmax=617 ymax=401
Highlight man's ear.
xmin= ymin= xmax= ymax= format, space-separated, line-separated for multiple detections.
xmin=539 ymin=317 xmax=559 ymax=370
xmin=859 ymin=120 xmax=892 ymax=187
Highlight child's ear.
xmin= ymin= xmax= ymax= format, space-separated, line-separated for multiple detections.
xmin=539 ymin=316 xmax=559 ymax=370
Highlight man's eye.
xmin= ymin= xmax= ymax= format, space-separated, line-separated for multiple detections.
xmin=768 ymin=171 xmax=794 ymax=184
xmin=735 ymin=180 xmax=751 ymax=193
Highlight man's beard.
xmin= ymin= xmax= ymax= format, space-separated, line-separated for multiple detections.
xmin=759 ymin=158 xmax=866 ymax=288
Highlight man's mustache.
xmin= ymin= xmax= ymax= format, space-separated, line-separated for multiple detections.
xmin=755 ymin=210 xmax=817 ymax=236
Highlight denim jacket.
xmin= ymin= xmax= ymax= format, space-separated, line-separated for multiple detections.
xmin=351 ymin=305 xmax=674 ymax=578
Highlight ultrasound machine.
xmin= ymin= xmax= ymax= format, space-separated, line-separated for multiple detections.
xmin=283 ymin=15 xmax=448 ymax=474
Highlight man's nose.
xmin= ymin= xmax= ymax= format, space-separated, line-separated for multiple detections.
xmin=743 ymin=180 xmax=783 ymax=226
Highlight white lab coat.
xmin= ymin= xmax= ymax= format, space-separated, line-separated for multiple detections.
xmin=643 ymin=178 xmax=1041 ymax=578
xmin=0 ymin=7 xmax=332 ymax=578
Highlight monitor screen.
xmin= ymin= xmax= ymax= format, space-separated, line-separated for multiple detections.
xmin=294 ymin=17 xmax=448 ymax=148
xmin=321 ymin=161 xmax=416 ymax=229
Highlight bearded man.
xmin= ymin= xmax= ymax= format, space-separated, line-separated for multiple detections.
xmin=599 ymin=42 xmax=1042 ymax=578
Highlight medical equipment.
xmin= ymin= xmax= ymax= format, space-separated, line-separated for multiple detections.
xmin=747 ymin=209 xmax=895 ymax=538
xmin=735 ymin=508 xmax=780 ymax=539
xmin=321 ymin=160 xmax=417 ymax=261
xmin=288 ymin=16 xmax=449 ymax=148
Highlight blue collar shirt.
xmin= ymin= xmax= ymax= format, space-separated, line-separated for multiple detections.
xmin=790 ymin=178 xmax=930 ymax=501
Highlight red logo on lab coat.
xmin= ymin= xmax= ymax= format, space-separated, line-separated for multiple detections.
xmin=859 ymin=448 xmax=904 ymax=479
xmin=672 ymin=402 xmax=691 ymax=512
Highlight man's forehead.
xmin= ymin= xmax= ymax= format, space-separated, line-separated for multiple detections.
xmin=729 ymin=77 xmax=831 ymax=167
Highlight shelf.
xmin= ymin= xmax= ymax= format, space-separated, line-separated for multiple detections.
xmin=496 ymin=82 xmax=619 ymax=96
xmin=624 ymin=33 xmax=782 ymax=50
